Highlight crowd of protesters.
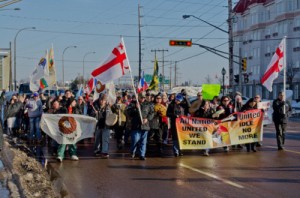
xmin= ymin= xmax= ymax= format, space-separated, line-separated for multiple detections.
xmin=0 ymin=88 xmax=291 ymax=161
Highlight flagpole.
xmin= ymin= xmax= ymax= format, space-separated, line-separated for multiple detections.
xmin=283 ymin=36 xmax=287 ymax=114
xmin=121 ymin=37 xmax=143 ymax=122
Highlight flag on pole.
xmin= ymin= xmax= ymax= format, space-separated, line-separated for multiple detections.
xmin=91 ymin=38 xmax=130 ymax=84
xmin=76 ymin=84 xmax=83 ymax=99
xmin=106 ymin=81 xmax=116 ymax=105
xmin=48 ymin=45 xmax=57 ymax=87
xmin=148 ymin=58 xmax=159 ymax=91
xmin=30 ymin=52 xmax=49 ymax=92
xmin=84 ymin=77 xmax=97 ymax=95
xmin=261 ymin=39 xmax=285 ymax=92
xmin=137 ymin=71 xmax=148 ymax=93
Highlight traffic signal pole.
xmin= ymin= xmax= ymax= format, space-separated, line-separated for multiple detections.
xmin=239 ymin=47 xmax=242 ymax=93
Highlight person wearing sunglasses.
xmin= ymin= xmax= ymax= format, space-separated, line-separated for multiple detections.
xmin=216 ymin=96 xmax=234 ymax=152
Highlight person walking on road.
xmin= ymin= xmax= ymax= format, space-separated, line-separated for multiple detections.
xmin=127 ymin=92 xmax=154 ymax=160
xmin=93 ymin=94 xmax=112 ymax=159
xmin=111 ymin=95 xmax=127 ymax=150
xmin=241 ymin=98 xmax=258 ymax=152
xmin=194 ymin=100 xmax=215 ymax=156
xmin=272 ymin=91 xmax=291 ymax=151
xmin=167 ymin=94 xmax=185 ymax=157
xmin=57 ymin=98 xmax=80 ymax=162
xmin=26 ymin=92 xmax=43 ymax=144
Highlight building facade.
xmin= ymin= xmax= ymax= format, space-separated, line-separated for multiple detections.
xmin=232 ymin=0 xmax=300 ymax=100
xmin=0 ymin=48 xmax=11 ymax=90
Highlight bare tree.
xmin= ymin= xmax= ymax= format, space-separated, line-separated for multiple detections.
xmin=204 ymin=75 xmax=213 ymax=84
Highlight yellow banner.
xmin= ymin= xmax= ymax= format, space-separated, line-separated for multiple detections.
xmin=176 ymin=109 xmax=264 ymax=150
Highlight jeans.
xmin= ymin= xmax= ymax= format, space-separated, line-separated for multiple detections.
xmin=57 ymin=144 xmax=77 ymax=158
xmin=94 ymin=128 xmax=110 ymax=154
xmin=29 ymin=117 xmax=41 ymax=141
xmin=130 ymin=130 xmax=148 ymax=157
xmin=172 ymin=140 xmax=180 ymax=155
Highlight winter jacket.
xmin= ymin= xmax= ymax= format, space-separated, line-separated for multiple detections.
xmin=111 ymin=103 xmax=126 ymax=127
xmin=4 ymin=101 xmax=23 ymax=121
xmin=194 ymin=107 xmax=215 ymax=119
xmin=128 ymin=100 xmax=154 ymax=131
xmin=26 ymin=98 xmax=43 ymax=118
xmin=272 ymin=99 xmax=291 ymax=123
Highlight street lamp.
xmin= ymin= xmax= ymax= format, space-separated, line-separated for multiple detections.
xmin=83 ymin=51 xmax=95 ymax=85
xmin=14 ymin=26 xmax=35 ymax=91
xmin=222 ymin=67 xmax=226 ymax=96
xmin=182 ymin=14 xmax=228 ymax=34
xmin=62 ymin=45 xmax=77 ymax=88
xmin=0 ymin=8 xmax=20 ymax=11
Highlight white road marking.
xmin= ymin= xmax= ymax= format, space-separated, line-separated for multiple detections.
xmin=179 ymin=163 xmax=244 ymax=189
xmin=265 ymin=146 xmax=300 ymax=154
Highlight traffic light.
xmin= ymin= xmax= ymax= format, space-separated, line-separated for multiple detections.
xmin=169 ymin=40 xmax=192 ymax=47
xmin=234 ymin=74 xmax=239 ymax=83
xmin=244 ymin=74 xmax=249 ymax=83
xmin=241 ymin=58 xmax=247 ymax=72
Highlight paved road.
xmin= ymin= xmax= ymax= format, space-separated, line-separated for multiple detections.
xmin=45 ymin=121 xmax=300 ymax=198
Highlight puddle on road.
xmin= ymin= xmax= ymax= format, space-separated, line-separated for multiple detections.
xmin=0 ymin=160 xmax=10 ymax=198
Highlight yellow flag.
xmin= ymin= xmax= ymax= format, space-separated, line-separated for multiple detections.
xmin=148 ymin=58 xmax=159 ymax=91
xmin=48 ymin=45 xmax=57 ymax=87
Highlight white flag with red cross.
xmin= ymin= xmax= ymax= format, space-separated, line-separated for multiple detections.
xmin=261 ymin=39 xmax=285 ymax=92
xmin=91 ymin=38 xmax=130 ymax=84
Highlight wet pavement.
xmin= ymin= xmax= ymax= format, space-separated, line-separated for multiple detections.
xmin=43 ymin=120 xmax=300 ymax=198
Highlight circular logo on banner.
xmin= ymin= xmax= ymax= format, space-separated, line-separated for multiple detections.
xmin=58 ymin=116 xmax=78 ymax=140
xmin=96 ymin=81 xmax=105 ymax=93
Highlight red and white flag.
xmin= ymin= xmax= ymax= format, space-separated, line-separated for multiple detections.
xmin=261 ymin=39 xmax=285 ymax=92
xmin=84 ymin=77 xmax=97 ymax=95
xmin=137 ymin=71 xmax=148 ymax=93
xmin=91 ymin=38 xmax=130 ymax=84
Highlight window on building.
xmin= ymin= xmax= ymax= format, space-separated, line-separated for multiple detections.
xmin=295 ymin=60 xmax=300 ymax=68
xmin=266 ymin=7 xmax=271 ymax=20
xmin=284 ymin=21 xmax=289 ymax=33
xmin=297 ymin=0 xmax=300 ymax=9
xmin=287 ymin=0 xmax=294 ymax=11
xmin=257 ymin=47 xmax=260 ymax=58
xmin=294 ymin=85 xmax=299 ymax=100
xmin=265 ymin=28 xmax=271 ymax=35
xmin=295 ymin=18 xmax=300 ymax=29
xmin=295 ymin=39 xmax=300 ymax=47
xmin=276 ymin=0 xmax=283 ymax=15
xmin=273 ymin=24 xmax=278 ymax=33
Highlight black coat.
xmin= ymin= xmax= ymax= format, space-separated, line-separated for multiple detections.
xmin=272 ymin=99 xmax=291 ymax=123
xmin=128 ymin=101 xmax=154 ymax=131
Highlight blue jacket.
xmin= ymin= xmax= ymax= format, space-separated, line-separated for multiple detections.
xmin=26 ymin=98 xmax=43 ymax=118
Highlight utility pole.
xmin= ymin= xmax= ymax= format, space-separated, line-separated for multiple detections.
xmin=138 ymin=4 xmax=142 ymax=81
xmin=9 ymin=42 xmax=12 ymax=91
xmin=239 ymin=47 xmax=242 ymax=93
xmin=150 ymin=49 xmax=168 ymax=90
xmin=174 ymin=61 xmax=177 ymax=87
xmin=228 ymin=0 xmax=234 ymax=88
xmin=169 ymin=64 xmax=172 ymax=89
